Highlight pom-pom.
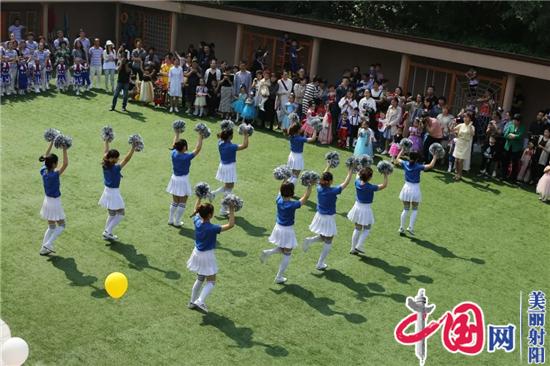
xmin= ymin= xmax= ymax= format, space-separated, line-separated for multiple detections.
xmin=429 ymin=142 xmax=445 ymax=159
xmin=44 ymin=128 xmax=60 ymax=142
xmin=128 ymin=134 xmax=144 ymax=152
xmin=325 ymin=151 xmax=340 ymax=168
xmin=309 ymin=117 xmax=323 ymax=132
xmin=238 ymin=123 xmax=254 ymax=136
xmin=288 ymin=112 xmax=300 ymax=125
xmin=194 ymin=123 xmax=211 ymax=139
xmin=220 ymin=119 xmax=235 ymax=132
xmin=194 ymin=182 xmax=211 ymax=199
xmin=377 ymin=160 xmax=394 ymax=175
xmin=345 ymin=155 xmax=373 ymax=173
xmin=273 ymin=165 xmax=292 ymax=181
xmin=172 ymin=120 xmax=186 ymax=133
xmin=221 ymin=194 xmax=244 ymax=212
xmin=101 ymin=126 xmax=115 ymax=142
xmin=53 ymin=134 xmax=73 ymax=149
xmin=300 ymin=170 xmax=320 ymax=187
xmin=399 ymin=138 xmax=413 ymax=152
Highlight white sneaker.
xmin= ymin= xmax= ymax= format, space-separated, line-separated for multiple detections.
xmin=193 ymin=301 xmax=208 ymax=313
xmin=492 ymin=171 xmax=497 ymax=178
xmin=260 ymin=251 xmax=269 ymax=264
xmin=316 ymin=263 xmax=328 ymax=271
xmin=76 ymin=90 xmax=80 ymax=96
xmin=447 ymin=166 xmax=452 ymax=173
xmin=169 ymin=107 xmax=174 ymax=113
xmin=407 ymin=227 xmax=415 ymax=236
xmin=302 ymin=237 xmax=317 ymax=252
xmin=349 ymin=249 xmax=359 ymax=255
xmin=398 ymin=227 xmax=405 ymax=235
xmin=187 ymin=301 xmax=196 ymax=309
xmin=102 ymin=231 xmax=118 ymax=241
xmin=355 ymin=244 xmax=365 ymax=253
xmin=275 ymin=276 xmax=287 ymax=284
xmin=175 ymin=107 xmax=179 ymax=113
xmin=39 ymin=246 xmax=55 ymax=256
xmin=172 ymin=222 xmax=183 ymax=228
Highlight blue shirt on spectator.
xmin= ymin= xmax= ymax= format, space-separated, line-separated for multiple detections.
xmin=193 ymin=215 xmax=222 ymax=251
xmin=41 ymin=166 xmax=61 ymax=198
xmin=219 ymin=141 xmax=238 ymax=164
xmin=103 ymin=164 xmax=122 ymax=188
xmin=171 ymin=150 xmax=194 ymax=176
xmin=402 ymin=161 xmax=424 ymax=183
xmin=276 ymin=195 xmax=301 ymax=226
xmin=316 ymin=185 xmax=342 ymax=215
xmin=290 ymin=135 xmax=307 ymax=153
xmin=355 ymin=179 xmax=378 ymax=204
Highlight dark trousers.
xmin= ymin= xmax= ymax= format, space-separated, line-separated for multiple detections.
xmin=480 ymin=158 xmax=496 ymax=174
xmin=131 ymin=65 xmax=143 ymax=80
xmin=349 ymin=125 xmax=359 ymax=148
xmin=112 ymin=82 xmax=129 ymax=109
xmin=423 ymin=136 xmax=443 ymax=162
xmin=260 ymin=98 xmax=276 ymax=129
xmin=501 ymin=149 xmax=522 ymax=180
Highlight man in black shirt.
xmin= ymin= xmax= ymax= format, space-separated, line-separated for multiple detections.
xmin=111 ymin=57 xmax=132 ymax=112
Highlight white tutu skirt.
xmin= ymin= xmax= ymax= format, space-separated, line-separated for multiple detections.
xmin=309 ymin=212 xmax=337 ymax=237
xmin=98 ymin=187 xmax=125 ymax=210
xmin=40 ymin=196 xmax=66 ymax=221
xmin=287 ymin=152 xmax=304 ymax=170
xmin=399 ymin=182 xmax=422 ymax=203
xmin=347 ymin=202 xmax=374 ymax=226
xmin=269 ymin=224 xmax=298 ymax=249
xmin=187 ymin=248 xmax=218 ymax=276
xmin=166 ymin=174 xmax=192 ymax=196
xmin=216 ymin=162 xmax=237 ymax=183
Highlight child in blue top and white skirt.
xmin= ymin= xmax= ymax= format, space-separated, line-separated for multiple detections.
xmin=287 ymin=122 xmax=317 ymax=185
xmin=166 ymin=128 xmax=203 ymax=227
xmin=303 ymin=163 xmax=354 ymax=270
xmin=39 ymin=141 xmax=69 ymax=256
xmin=395 ymin=150 xmax=437 ymax=235
xmin=99 ymin=140 xmax=136 ymax=241
xmin=260 ymin=181 xmax=312 ymax=284
xmin=347 ymin=167 xmax=388 ymax=255
xmin=187 ymin=199 xmax=236 ymax=313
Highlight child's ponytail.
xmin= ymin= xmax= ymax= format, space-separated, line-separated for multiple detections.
xmin=39 ymin=154 xmax=59 ymax=171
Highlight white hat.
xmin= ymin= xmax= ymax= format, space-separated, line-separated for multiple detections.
xmin=105 ymin=40 xmax=114 ymax=47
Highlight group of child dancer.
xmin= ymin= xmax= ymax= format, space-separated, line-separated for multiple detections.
xmin=38 ymin=114 xmax=547 ymax=313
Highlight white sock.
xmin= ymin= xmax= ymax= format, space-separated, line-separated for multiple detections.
xmin=400 ymin=209 xmax=409 ymax=229
xmin=409 ymin=209 xmax=418 ymax=230
xmin=169 ymin=203 xmax=178 ymax=223
xmin=190 ymin=278 xmax=204 ymax=303
xmin=197 ymin=281 xmax=215 ymax=304
xmin=105 ymin=215 xmax=116 ymax=233
xmin=356 ymin=229 xmax=370 ymax=250
xmin=174 ymin=203 xmax=186 ymax=224
xmin=42 ymin=225 xmax=56 ymax=245
xmin=263 ymin=247 xmax=281 ymax=257
xmin=351 ymin=229 xmax=361 ymax=250
xmin=108 ymin=214 xmax=124 ymax=234
xmin=289 ymin=176 xmax=297 ymax=184
xmin=276 ymin=254 xmax=291 ymax=278
xmin=211 ymin=186 xmax=224 ymax=196
xmin=45 ymin=224 xmax=65 ymax=250
xmin=317 ymin=242 xmax=332 ymax=267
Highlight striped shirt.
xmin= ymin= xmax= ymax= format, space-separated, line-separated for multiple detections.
xmin=89 ymin=46 xmax=103 ymax=66
xmin=302 ymin=82 xmax=319 ymax=112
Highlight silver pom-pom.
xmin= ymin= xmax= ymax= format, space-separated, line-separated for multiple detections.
xmin=53 ymin=134 xmax=73 ymax=149
xmin=101 ymin=126 xmax=115 ymax=142
xmin=220 ymin=119 xmax=235 ymax=132
xmin=194 ymin=182 xmax=211 ymax=199
xmin=221 ymin=193 xmax=244 ymax=212
xmin=429 ymin=142 xmax=445 ymax=159
xmin=44 ymin=128 xmax=60 ymax=142
xmin=273 ymin=165 xmax=292 ymax=181
xmin=238 ymin=123 xmax=254 ymax=136
xmin=309 ymin=117 xmax=323 ymax=132
xmin=300 ymin=170 xmax=320 ymax=187
xmin=377 ymin=160 xmax=394 ymax=175
xmin=325 ymin=151 xmax=340 ymax=168
xmin=128 ymin=134 xmax=144 ymax=152
xmin=194 ymin=123 xmax=211 ymax=139
xmin=288 ymin=112 xmax=300 ymax=125
xmin=399 ymin=138 xmax=413 ymax=152
xmin=345 ymin=155 xmax=373 ymax=173
xmin=172 ymin=120 xmax=186 ymax=133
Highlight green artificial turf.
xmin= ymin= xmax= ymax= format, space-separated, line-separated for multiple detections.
xmin=1 ymin=89 xmax=549 ymax=366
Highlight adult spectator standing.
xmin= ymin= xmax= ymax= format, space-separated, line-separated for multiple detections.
xmin=144 ymin=47 xmax=160 ymax=71
xmin=302 ymin=76 xmax=320 ymax=114
xmin=501 ymin=114 xmax=526 ymax=182
xmin=89 ymin=38 xmax=104 ymax=89
xmin=358 ymin=89 xmax=376 ymax=118
xmin=276 ymin=70 xmax=293 ymax=122
xmin=131 ymin=39 xmax=146 ymax=80
xmin=53 ymin=30 xmax=69 ymax=50
xmin=528 ymin=111 xmax=547 ymax=140
xmin=103 ymin=40 xmax=117 ymax=93
xmin=25 ymin=32 xmax=38 ymax=52
xmin=4 ymin=41 xmax=18 ymax=94
xmin=233 ymin=61 xmax=252 ymax=96
xmin=117 ymin=44 xmax=130 ymax=60
xmin=424 ymin=85 xmax=437 ymax=110
xmin=260 ymin=72 xmax=279 ymax=130
xmin=184 ymin=59 xmax=201 ymax=114
xmin=110 ymin=55 xmax=132 ymax=112
xmin=72 ymin=40 xmax=88 ymax=63
xmin=8 ymin=18 xmax=25 ymax=42
xmin=73 ymin=29 xmax=90 ymax=52
xmin=422 ymin=112 xmax=444 ymax=161
xmin=34 ymin=41 xmax=51 ymax=90
xmin=452 ymin=112 xmax=476 ymax=181
xmin=251 ymin=47 xmax=268 ymax=75
xmin=204 ymin=59 xmax=221 ymax=86
xmin=198 ymin=43 xmax=214 ymax=72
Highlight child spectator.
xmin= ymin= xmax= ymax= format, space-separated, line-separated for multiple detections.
xmin=517 ymin=141 xmax=535 ymax=183
xmin=338 ymin=111 xmax=350 ymax=148
xmin=479 ymin=136 xmax=498 ymax=177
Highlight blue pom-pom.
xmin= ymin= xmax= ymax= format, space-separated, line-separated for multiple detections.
xmin=172 ymin=120 xmax=186 ymax=133
xmin=128 ymin=134 xmax=144 ymax=152
xmin=345 ymin=155 xmax=372 ymax=173
xmin=194 ymin=182 xmax=211 ymax=199
xmin=399 ymin=138 xmax=413 ymax=151
xmin=221 ymin=194 xmax=244 ymax=212
xmin=309 ymin=117 xmax=323 ymax=132
xmin=194 ymin=123 xmax=211 ymax=139
xmin=273 ymin=165 xmax=292 ymax=181
xmin=325 ymin=151 xmax=340 ymax=168
xmin=220 ymin=119 xmax=235 ymax=132
xmin=53 ymin=134 xmax=72 ymax=149
xmin=239 ymin=123 xmax=254 ymax=136
xmin=300 ymin=170 xmax=320 ymax=186
xmin=101 ymin=126 xmax=114 ymax=142
xmin=377 ymin=160 xmax=394 ymax=175
xmin=288 ymin=112 xmax=300 ymax=125
xmin=429 ymin=142 xmax=445 ymax=159
xmin=44 ymin=128 xmax=60 ymax=142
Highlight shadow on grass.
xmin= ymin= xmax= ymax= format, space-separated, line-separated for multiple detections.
xmin=200 ymin=312 xmax=288 ymax=357
xmin=433 ymin=171 xmax=501 ymax=195
xmin=312 ymin=269 xmax=406 ymax=303
xmin=270 ymin=283 xmax=366 ymax=324
xmin=405 ymin=236 xmax=485 ymax=264
xmin=359 ymin=255 xmax=434 ymax=284
xmin=106 ymin=241 xmax=181 ymax=279
xmin=235 ymin=216 xmax=268 ymax=237
xmin=47 ymin=256 xmax=108 ymax=298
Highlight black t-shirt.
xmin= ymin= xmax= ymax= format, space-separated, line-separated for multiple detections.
xmin=117 ymin=64 xmax=131 ymax=83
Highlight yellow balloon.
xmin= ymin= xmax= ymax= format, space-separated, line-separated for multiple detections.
xmin=104 ymin=272 xmax=128 ymax=299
